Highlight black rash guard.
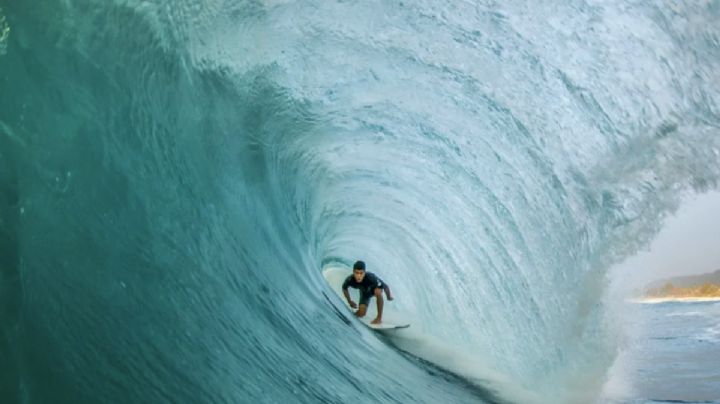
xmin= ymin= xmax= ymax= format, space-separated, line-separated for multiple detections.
xmin=342 ymin=272 xmax=386 ymax=306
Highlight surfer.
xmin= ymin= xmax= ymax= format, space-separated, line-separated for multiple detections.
xmin=342 ymin=260 xmax=393 ymax=324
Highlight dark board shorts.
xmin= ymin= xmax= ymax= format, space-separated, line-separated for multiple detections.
xmin=359 ymin=288 xmax=379 ymax=306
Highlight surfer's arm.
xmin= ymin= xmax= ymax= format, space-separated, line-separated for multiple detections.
xmin=342 ymin=288 xmax=357 ymax=309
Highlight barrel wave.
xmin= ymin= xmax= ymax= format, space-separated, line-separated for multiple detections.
xmin=1 ymin=1 xmax=718 ymax=403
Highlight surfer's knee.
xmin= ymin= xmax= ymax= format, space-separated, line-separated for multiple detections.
xmin=356 ymin=305 xmax=367 ymax=317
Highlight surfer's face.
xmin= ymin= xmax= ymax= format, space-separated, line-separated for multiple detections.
xmin=353 ymin=269 xmax=365 ymax=282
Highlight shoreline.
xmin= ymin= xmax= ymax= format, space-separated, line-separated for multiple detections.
xmin=627 ymin=296 xmax=720 ymax=304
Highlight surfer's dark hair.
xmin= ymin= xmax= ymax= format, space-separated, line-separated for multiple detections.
xmin=353 ymin=260 xmax=366 ymax=271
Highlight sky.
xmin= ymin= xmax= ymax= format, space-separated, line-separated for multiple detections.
xmin=609 ymin=190 xmax=720 ymax=292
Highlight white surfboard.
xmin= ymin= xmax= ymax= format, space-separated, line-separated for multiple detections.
xmin=322 ymin=266 xmax=410 ymax=330
xmin=367 ymin=322 xmax=410 ymax=330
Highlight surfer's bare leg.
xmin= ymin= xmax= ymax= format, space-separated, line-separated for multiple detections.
xmin=355 ymin=304 xmax=367 ymax=318
xmin=371 ymin=288 xmax=383 ymax=324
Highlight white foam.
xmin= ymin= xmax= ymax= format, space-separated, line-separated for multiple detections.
xmin=666 ymin=310 xmax=705 ymax=317
xmin=697 ymin=324 xmax=720 ymax=342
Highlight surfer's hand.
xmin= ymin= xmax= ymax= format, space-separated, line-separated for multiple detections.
xmin=349 ymin=300 xmax=357 ymax=309
xmin=387 ymin=295 xmax=394 ymax=301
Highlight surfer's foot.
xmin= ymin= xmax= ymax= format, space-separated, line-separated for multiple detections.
xmin=371 ymin=318 xmax=382 ymax=325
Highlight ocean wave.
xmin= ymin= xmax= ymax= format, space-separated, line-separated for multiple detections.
xmin=1 ymin=0 xmax=719 ymax=403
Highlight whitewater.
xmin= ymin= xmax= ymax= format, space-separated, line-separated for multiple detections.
xmin=1 ymin=1 xmax=719 ymax=403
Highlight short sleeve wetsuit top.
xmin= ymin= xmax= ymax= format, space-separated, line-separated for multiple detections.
xmin=342 ymin=272 xmax=386 ymax=306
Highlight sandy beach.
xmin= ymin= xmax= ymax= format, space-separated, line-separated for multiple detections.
xmin=628 ymin=297 xmax=720 ymax=304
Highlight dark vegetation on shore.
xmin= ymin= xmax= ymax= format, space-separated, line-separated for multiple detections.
xmin=645 ymin=270 xmax=720 ymax=298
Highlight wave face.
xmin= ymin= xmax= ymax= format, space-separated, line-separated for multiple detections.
xmin=1 ymin=1 xmax=719 ymax=403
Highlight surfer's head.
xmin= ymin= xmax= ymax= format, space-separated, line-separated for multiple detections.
xmin=352 ymin=260 xmax=366 ymax=282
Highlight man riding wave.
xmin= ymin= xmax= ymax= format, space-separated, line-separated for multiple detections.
xmin=342 ymin=260 xmax=393 ymax=324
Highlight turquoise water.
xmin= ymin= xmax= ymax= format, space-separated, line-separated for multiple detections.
xmin=606 ymin=301 xmax=720 ymax=403
xmin=1 ymin=1 xmax=719 ymax=403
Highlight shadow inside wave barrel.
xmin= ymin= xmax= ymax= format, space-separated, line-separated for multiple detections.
xmin=321 ymin=266 xmax=524 ymax=404
xmin=376 ymin=330 xmax=532 ymax=404
xmin=392 ymin=348 xmax=513 ymax=404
